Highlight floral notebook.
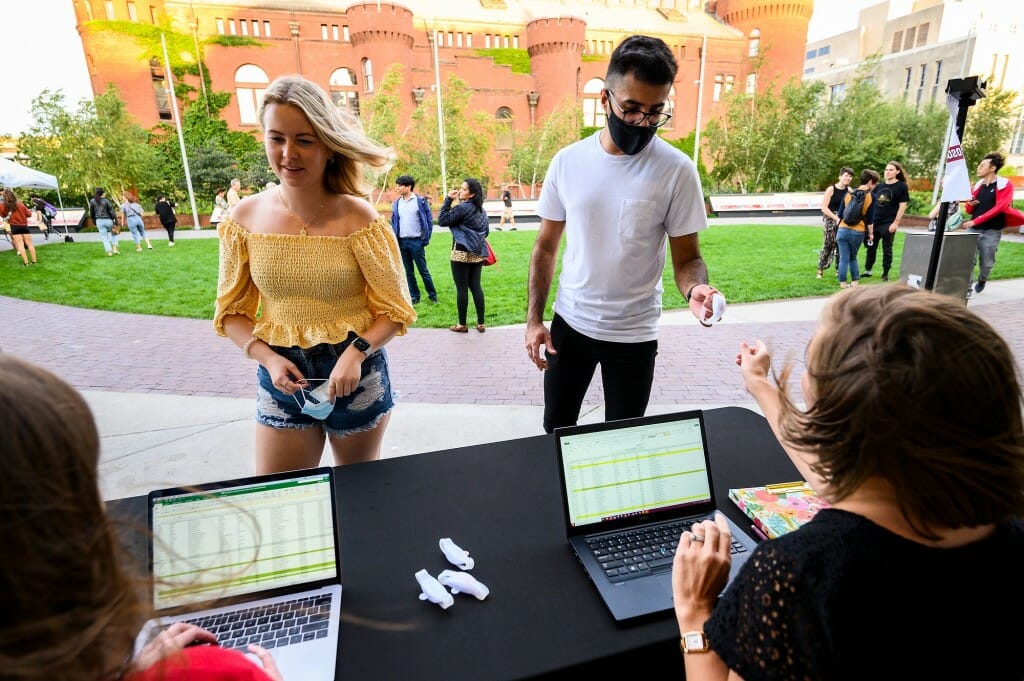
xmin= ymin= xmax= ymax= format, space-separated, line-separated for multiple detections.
xmin=728 ymin=482 xmax=830 ymax=539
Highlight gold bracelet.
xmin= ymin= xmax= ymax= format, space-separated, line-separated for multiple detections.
xmin=241 ymin=335 xmax=260 ymax=359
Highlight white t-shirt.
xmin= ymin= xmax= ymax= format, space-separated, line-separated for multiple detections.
xmin=396 ymin=195 xmax=422 ymax=238
xmin=537 ymin=131 xmax=707 ymax=342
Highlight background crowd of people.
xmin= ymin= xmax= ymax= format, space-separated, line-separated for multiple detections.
xmin=819 ymin=152 xmax=1023 ymax=291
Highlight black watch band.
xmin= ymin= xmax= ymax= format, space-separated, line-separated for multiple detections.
xmin=349 ymin=333 xmax=371 ymax=355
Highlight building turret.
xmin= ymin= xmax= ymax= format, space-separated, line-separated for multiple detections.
xmin=714 ymin=0 xmax=813 ymax=89
xmin=345 ymin=2 xmax=415 ymax=95
xmin=525 ymin=16 xmax=586 ymax=121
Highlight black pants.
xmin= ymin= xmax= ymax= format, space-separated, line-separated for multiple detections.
xmin=163 ymin=221 xmax=176 ymax=243
xmin=543 ymin=314 xmax=658 ymax=433
xmin=863 ymin=224 xmax=894 ymax=275
xmin=450 ymin=260 xmax=485 ymax=325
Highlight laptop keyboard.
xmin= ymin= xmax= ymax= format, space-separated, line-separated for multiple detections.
xmin=162 ymin=594 xmax=333 ymax=652
xmin=586 ymin=519 xmax=748 ymax=583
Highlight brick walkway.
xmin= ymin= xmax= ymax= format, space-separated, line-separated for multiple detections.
xmin=6 ymin=294 xmax=1024 ymax=409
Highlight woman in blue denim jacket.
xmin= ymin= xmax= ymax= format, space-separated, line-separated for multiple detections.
xmin=439 ymin=177 xmax=489 ymax=333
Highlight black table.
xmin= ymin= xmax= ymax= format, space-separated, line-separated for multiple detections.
xmin=110 ymin=406 xmax=798 ymax=680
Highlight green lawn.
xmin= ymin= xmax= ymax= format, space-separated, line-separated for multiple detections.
xmin=3 ymin=226 xmax=1021 ymax=328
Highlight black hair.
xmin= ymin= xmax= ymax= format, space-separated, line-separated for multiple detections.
xmin=462 ymin=178 xmax=484 ymax=212
xmin=860 ymin=169 xmax=880 ymax=185
xmin=156 ymin=193 xmax=166 ymax=201
xmin=396 ymin=175 xmax=415 ymax=189
xmin=606 ymin=35 xmax=677 ymax=88
xmin=93 ymin=188 xmax=105 ymax=202
xmin=983 ymin=152 xmax=1006 ymax=172
xmin=840 ymin=167 xmax=854 ymax=177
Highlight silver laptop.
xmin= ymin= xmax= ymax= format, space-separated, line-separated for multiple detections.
xmin=555 ymin=410 xmax=758 ymax=621
xmin=135 ymin=468 xmax=341 ymax=680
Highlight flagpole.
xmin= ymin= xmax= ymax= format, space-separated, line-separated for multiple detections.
xmin=693 ymin=34 xmax=707 ymax=163
xmin=161 ymin=33 xmax=201 ymax=230
xmin=429 ymin=27 xmax=448 ymax=196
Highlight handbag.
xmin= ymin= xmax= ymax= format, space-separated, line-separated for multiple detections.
xmin=483 ymin=240 xmax=497 ymax=266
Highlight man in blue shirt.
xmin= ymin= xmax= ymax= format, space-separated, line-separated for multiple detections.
xmin=391 ymin=175 xmax=438 ymax=305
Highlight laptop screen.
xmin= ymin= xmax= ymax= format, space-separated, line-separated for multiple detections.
xmin=559 ymin=414 xmax=713 ymax=529
xmin=150 ymin=471 xmax=337 ymax=611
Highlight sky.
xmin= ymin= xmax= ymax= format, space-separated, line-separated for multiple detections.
xmin=0 ymin=0 xmax=879 ymax=135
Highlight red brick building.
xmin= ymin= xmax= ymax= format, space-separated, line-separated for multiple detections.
xmin=73 ymin=0 xmax=811 ymax=173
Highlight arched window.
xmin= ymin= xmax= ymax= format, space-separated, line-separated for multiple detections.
xmin=748 ymin=29 xmax=760 ymax=57
xmin=329 ymin=67 xmax=360 ymax=115
xmin=495 ymin=107 xmax=514 ymax=150
xmin=362 ymin=58 xmax=374 ymax=93
xmin=582 ymin=77 xmax=605 ymax=127
xmin=235 ymin=64 xmax=269 ymax=126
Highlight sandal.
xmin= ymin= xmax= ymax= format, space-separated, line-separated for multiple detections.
xmin=816 ymin=269 xmax=823 ymax=279
xmin=449 ymin=325 xmax=469 ymax=333
xmin=476 ymin=324 xmax=486 ymax=333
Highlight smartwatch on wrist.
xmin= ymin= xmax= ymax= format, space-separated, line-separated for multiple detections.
xmin=349 ymin=333 xmax=371 ymax=355
xmin=680 ymin=631 xmax=710 ymax=654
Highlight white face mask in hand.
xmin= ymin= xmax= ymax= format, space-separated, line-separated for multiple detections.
xmin=702 ymin=293 xmax=727 ymax=326
xmin=292 ymin=379 xmax=335 ymax=420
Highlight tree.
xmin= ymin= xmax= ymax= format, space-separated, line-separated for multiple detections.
xmin=397 ymin=74 xmax=497 ymax=198
xmin=703 ymin=77 xmax=824 ymax=193
xmin=360 ymin=64 xmax=404 ymax=201
xmin=504 ymin=102 xmax=579 ymax=197
xmin=20 ymin=87 xmax=162 ymax=206
xmin=151 ymin=90 xmax=268 ymax=204
xmin=962 ymin=86 xmax=1020 ymax=169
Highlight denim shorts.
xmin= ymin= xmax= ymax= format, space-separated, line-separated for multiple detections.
xmin=255 ymin=339 xmax=394 ymax=438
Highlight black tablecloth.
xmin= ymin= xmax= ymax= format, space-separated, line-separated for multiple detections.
xmin=109 ymin=406 xmax=798 ymax=680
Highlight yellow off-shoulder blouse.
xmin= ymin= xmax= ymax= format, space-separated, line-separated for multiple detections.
xmin=213 ymin=216 xmax=416 ymax=348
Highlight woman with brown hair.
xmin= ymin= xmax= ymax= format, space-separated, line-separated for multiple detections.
xmin=0 ymin=355 xmax=281 ymax=680
xmin=671 ymin=285 xmax=1024 ymax=680
xmin=1 ymin=188 xmax=38 ymax=266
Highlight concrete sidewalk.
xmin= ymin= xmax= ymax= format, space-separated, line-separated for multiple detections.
xmin=6 ymin=225 xmax=1024 ymax=500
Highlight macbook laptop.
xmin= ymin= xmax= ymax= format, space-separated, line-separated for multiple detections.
xmin=135 ymin=468 xmax=342 ymax=680
xmin=555 ymin=410 xmax=759 ymax=621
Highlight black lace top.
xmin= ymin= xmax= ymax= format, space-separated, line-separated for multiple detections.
xmin=705 ymin=509 xmax=1024 ymax=681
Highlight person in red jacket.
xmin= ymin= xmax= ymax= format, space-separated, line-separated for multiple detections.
xmin=1 ymin=188 xmax=38 ymax=266
xmin=961 ymin=152 xmax=1024 ymax=293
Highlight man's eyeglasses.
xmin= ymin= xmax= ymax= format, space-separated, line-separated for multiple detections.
xmin=605 ymin=90 xmax=672 ymax=128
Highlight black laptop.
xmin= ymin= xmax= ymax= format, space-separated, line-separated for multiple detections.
xmin=555 ymin=410 xmax=759 ymax=621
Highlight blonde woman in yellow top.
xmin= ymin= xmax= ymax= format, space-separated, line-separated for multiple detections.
xmin=214 ymin=75 xmax=416 ymax=474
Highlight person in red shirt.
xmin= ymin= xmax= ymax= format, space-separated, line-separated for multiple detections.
xmin=1 ymin=188 xmax=38 ymax=266
xmin=961 ymin=151 xmax=1024 ymax=293
xmin=0 ymin=355 xmax=282 ymax=681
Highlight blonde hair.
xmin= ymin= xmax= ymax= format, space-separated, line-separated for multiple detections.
xmin=259 ymin=75 xmax=392 ymax=197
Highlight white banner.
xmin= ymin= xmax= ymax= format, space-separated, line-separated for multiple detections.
xmin=941 ymin=94 xmax=974 ymax=202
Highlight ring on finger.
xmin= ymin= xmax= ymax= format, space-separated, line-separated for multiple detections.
xmin=691 ymin=534 xmax=705 ymax=543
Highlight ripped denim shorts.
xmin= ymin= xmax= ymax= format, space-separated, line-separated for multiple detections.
xmin=255 ymin=339 xmax=394 ymax=438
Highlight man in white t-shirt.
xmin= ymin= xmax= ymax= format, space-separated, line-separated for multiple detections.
xmin=525 ymin=35 xmax=722 ymax=433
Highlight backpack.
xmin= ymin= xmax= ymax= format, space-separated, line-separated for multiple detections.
xmin=841 ymin=189 xmax=868 ymax=225
xmin=43 ymin=202 xmax=57 ymax=219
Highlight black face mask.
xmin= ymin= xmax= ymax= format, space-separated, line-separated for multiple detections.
xmin=606 ymin=105 xmax=657 ymax=155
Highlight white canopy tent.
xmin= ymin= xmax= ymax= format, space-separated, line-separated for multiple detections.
xmin=0 ymin=157 xmax=70 ymax=238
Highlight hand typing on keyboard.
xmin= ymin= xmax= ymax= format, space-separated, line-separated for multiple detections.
xmin=135 ymin=623 xmax=216 ymax=671
xmin=670 ymin=512 xmax=733 ymax=627
xmin=138 ymin=619 xmax=285 ymax=679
